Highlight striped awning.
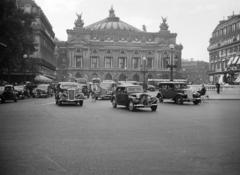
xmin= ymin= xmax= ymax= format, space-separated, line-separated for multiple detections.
xmin=232 ymin=56 xmax=240 ymax=65
xmin=34 ymin=75 xmax=52 ymax=83
xmin=234 ymin=73 xmax=240 ymax=83
xmin=227 ymin=56 xmax=234 ymax=66
xmin=236 ymin=56 xmax=240 ymax=65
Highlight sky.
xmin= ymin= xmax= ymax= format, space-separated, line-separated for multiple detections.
xmin=34 ymin=0 xmax=240 ymax=62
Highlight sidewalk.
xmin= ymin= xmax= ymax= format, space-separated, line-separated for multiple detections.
xmin=206 ymin=91 xmax=240 ymax=100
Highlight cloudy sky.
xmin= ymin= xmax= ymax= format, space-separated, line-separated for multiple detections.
xmin=34 ymin=0 xmax=240 ymax=62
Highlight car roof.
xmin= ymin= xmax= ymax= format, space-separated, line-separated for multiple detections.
xmin=117 ymin=84 xmax=141 ymax=88
xmin=159 ymin=81 xmax=187 ymax=84
xmin=102 ymin=80 xmax=116 ymax=83
xmin=58 ymin=82 xmax=79 ymax=85
xmin=5 ymin=84 xmax=14 ymax=87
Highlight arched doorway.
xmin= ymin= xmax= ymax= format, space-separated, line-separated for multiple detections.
xmin=92 ymin=73 xmax=98 ymax=78
xmin=119 ymin=74 xmax=126 ymax=81
xmin=75 ymin=72 xmax=82 ymax=78
xmin=105 ymin=73 xmax=112 ymax=80
xmin=147 ymin=74 xmax=153 ymax=79
xmin=132 ymin=74 xmax=140 ymax=81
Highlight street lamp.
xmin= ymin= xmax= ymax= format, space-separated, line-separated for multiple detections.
xmin=167 ymin=44 xmax=176 ymax=81
xmin=23 ymin=54 xmax=28 ymax=82
xmin=142 ymin=56 xmax=147 ymax=90
xmin=124 ymin=66 xmax=127 ymax=82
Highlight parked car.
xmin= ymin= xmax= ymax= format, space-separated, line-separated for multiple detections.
xmin=14 ymin=85 xmax=28 ymax=99
xmin=32 ymin=84 xmax=53 ymax=98
xmin=147 ymin=85 xmax=156 ymax=91
xmin=111 ymin=84 xmax=158 ymax=111
xmin=156 ymin=81 xmax=201 ymax=105
xmin=98 ymin=80 xmax=116 ymax=100
xmin=1 ymin=85 xmax=18 ymax=103
xmin=55 ymin=82 xmax=85 ymax=106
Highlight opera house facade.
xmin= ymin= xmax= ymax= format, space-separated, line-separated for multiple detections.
xmin=55 ymin=8 xmax=183 ymax=82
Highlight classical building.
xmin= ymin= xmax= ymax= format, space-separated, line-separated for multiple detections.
xmin=208 ymin=13 xmax=240 ymax=84
xmin=56 ymin=8 xmax=183 ymax=82
xmin=16 ymin=0 xmax=56 ymax=82
xmin=182 ymin=59 xmax=209 ymax=84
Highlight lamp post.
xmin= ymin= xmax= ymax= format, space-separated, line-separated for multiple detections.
xmin=23 ymin=54 xmax=28 ymax=82
xmin=142 ymin=56 xmax=147 ymax=90
xmin=167 ymin=44 xmax=176 ymax=81
xmin=124 ymin=66 xmax=127 ymax=82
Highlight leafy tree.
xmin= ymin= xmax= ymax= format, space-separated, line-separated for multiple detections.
xmin=0 ymin=0 xmax=35 ymax=81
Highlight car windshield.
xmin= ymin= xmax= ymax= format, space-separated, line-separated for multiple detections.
xmin=14 ymin=86 xmax=24 ymax=91
xmin=127 ymin=86 xmax=143 ymax=93
xmin=60 ymin=84 xmax=78 ymax=89
xmin=5 ymin=86 xmax=13 ymax=91
xmin=159 ymin=83 xmax=187 ymax=89
xmin=175 ymin=84 xmax=188 ymax=89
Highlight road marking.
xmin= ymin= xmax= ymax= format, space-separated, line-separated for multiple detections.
xmin=40 ymin=102 xmax=55 ymax=105
xmin=44 ymin=155 xmax=67 ymax=173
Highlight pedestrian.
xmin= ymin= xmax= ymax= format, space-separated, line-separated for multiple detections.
xmin=91 ymin=84 xmax=98 ymax=102
xmin=197 ymin=84 xmax=206 ymax=96
xmin=215 ymin=82 xmax=220 ymax=94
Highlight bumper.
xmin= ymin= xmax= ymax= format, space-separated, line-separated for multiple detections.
xmin=133 ymin=103 xmax=158 ymax=108
xmin=183 ymin=97 xmax=201 ymax=102
xmin=99 ymin=94 xmax=112 ymax=99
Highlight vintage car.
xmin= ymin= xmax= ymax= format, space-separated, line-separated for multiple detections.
xmin=111 ymin=84 xmax=158 ymax=111
xmin=1 ymin=85 xmax=18 ymax=103
xmin=98 ymin=80 xmax=116 ymax=100
xmin=32 ymin=84 xmax=53 ymax=98
xmin=14 ymin=85 xmax=28 ymax=99
xmin=55 ymin=82 xmax=85 ymax=106
xmin=156 ymin=81 xmax=201 ymax=105
xmin=147 ymin=85 xmax=156 ymax=91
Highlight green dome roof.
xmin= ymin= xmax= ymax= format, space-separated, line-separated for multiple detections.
xmin=85 ymin=7 xmax=141 ymax=32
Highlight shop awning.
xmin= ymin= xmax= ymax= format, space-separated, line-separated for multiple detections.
xmin=236 ymin=56 xmax=240 ymax=65
xmin=232 ymin=56 xmax=240 ymax=65
xmin=234 ymin=73 xmax=240 ymax=83
xmin=34 ymin=75 xmax=52 ymax=83
xmin=227 ymin=56 xmax=234 ymax=66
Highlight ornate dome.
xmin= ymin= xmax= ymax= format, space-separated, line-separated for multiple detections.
xmin=85 ymin=7 xmax=141 ymax=32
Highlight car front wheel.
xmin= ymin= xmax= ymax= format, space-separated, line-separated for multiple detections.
xmin=176 ymin=96 xmax=183 ymax=105
xmin=151 ymin=106 xmax=157 ymax=112
xmin=193 ymin=100 xmax=200 ymax=105
xmin=79 ymin=101 xmax=83 ymax=106
xmin=128 ymin=101 xmax=135 ymax=111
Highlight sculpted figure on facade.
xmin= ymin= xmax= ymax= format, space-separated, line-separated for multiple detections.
xmin=160 ymin=16 xmax=169 ymax=31
xmin=74 ymin=13 xmax=84 ymax=29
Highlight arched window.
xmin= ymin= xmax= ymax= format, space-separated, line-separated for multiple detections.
xmin=75 ymin=72 xmax=82 ymax=78
xmin=92 ymin=73 xmax=98 ymax=78
xmin=133 ymin=74 xmax=140 ymax=81
xmin=119 ymin=74 xmax=127 ymax=81
xmin=147 ymin=74 xmax=153 ymax=79
xmin=105 ymin=73 xmax=112 ymax=80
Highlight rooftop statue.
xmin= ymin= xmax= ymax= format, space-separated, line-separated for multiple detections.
xmin=142 ymin=25 xmax=147 ymax=32
xmin=74 ymin=13 xmax=84 ymax=28
xmin=160 ymin=16 xmax=169 ymax=31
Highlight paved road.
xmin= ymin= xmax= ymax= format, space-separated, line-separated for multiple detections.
xmin=0 ymin=98 xmax=240 ymax=175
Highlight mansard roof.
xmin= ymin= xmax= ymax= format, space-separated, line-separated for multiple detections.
xmin=84 ymin=7 xmax=141 ymax=32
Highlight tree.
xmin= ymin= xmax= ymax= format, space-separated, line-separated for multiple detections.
xmin=0 ymin=0 xmax=35 ymax=82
